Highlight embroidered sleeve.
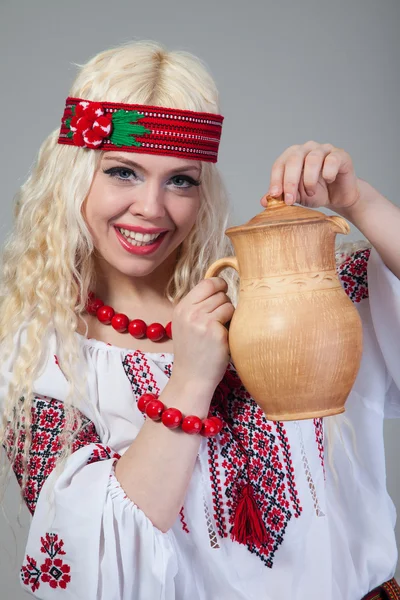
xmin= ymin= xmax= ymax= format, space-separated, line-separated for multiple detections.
xmin=3 ymin=394 xmax=178 ymax=598
xmin=337 ymin=247 xmax=371 ymax=303
xmin=3 ymin=395 xmax=120 ymax=516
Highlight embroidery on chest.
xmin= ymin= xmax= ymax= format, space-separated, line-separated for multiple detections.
xmin=122 ymin=352 xmax=161 ymax=397
xmin=208 ymin=365 xmax=302 ymax=568
xmin=122 ymin=352 xmax=191 ymax=534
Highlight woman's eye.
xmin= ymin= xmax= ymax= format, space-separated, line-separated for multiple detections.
xmin=169 ymin=175 xmax=201 ymax=189
xmin=103 ymin=167 xmax=138 ymax=181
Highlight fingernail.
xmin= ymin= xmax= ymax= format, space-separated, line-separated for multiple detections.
xmin=285 ymin=193 xmax=293 ymax=204
xmin=270 ymin=186 xmax=280 ymax=196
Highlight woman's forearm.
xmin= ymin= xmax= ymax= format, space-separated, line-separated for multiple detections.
xmin=115 ymin=375 xmax=214 ymax=533
xmin=336 ymin=178 xmax=400 ymax=279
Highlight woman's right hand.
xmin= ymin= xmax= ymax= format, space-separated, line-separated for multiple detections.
xmin=170 ymin=277 xmax=234 ymax=398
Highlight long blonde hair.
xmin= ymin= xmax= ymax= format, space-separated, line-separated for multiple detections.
xmin=0 ymin=41 xmax=236 ymax=499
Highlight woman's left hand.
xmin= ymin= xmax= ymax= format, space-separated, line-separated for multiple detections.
xmin=262 ymin=141 xmax=360 ymax=211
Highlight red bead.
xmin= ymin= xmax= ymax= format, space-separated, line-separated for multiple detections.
xmin=145 ymin=399 xmax=165 ymax=421
xmin=147 ymin=323 xmax=166 ymax=342
xmin=200 ymin=417 xmax=223 ymax=438
xmin=210 ymin=416 xmax=223 ymax=431
xmin=161 ymin=408 xmax=183 ymax=429
xmin=87 ymin=298 xmax=104 ymax=315
xmin=128 ymin=319 xmax=147 ymax=339
xmin=97 ymin=305 xmax=115 ymax=324
xmin=111 ymin=313 xmax=129 ymax=333
xmin=181 ymin=415 xmax=203 ymax=435
xmin=137 ymin=393 xmax=158 ymax=413
xmin=165 ymin=321 xmax=173 ymax=339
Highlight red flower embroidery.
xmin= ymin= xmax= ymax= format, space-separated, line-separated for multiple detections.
xmin=41 ymin=558 xmax=71 ymax=589
xmin=39 ymin=407 xmax=60 ymax=429
xmin=267 ymin=506 xmax=286 ymax=533
xmin=21 ymin=533 xmax=71 ymax=593
xmin=87 ymin=443 xmax=120 ymax=464
xmin=4 ymin=395 xmax=116 ymax=515
xmin=338 ymin=248 xmax=370 ymax=303
xmin=32 ymin=430 xmax=51 ymax=452
xmin=21 ymin=556 xmax=41 ymax=593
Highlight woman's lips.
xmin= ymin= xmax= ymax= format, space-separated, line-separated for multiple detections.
xmin=114 ymin=227 xmax=168 ymax=255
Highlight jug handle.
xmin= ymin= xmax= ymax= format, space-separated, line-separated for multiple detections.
xmin=205 ymin=257 xmax=239 ymax=279
xmin=328 ymin=215 xmax=350 ymax=235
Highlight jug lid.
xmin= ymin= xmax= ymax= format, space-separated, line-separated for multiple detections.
xmin=226 ymin=194 xmax=328 ymax=235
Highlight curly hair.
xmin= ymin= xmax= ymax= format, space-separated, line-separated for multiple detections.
xmin=0 ymin=40 xmax=237 ymax=501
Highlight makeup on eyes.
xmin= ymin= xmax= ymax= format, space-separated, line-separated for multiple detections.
xmin=103 ymin=166 xmax=201 ymax=188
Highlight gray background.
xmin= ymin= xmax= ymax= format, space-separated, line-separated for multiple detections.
xmin=1 ymin=0 xmax=399 ymax=597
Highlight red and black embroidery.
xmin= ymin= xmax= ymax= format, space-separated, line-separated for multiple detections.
xmin=4 ymin=396 xmax=119 ymax=515
xmin=21 ymin=533 xmax=71 ymax=592
xmin=207 ymin=437 xmax=227 ymax=538
xmin=179 ymin=507 xmax=190 ymax=533
xmin=163 ymin=362 xmax=173 ymax=378
xmin=313 ymin=418 xmax=325 ymax=477
xmin=123 ymin=351 xmax=194 ymax=534
xmin=338 ymin=248 xmax=370 ymax=303
xmin=87 ymin=443 xmax=121 ymax=465
xmin=274 ymin=422 xmax=302 ymax=517
xmin=208 ymin=365 xmax=302 ymax=568
xmin=122 ymin=351 xmax=160 ymax=398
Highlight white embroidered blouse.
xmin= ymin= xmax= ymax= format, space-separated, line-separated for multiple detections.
xmin=2 ymin=248 xmax=400 ymax=600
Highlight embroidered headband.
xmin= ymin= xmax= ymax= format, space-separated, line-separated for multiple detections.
xmin=58 ymin=97 xmax=224 ymax=163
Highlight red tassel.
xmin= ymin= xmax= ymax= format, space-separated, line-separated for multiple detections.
xmin=231 ymin=484 xmax=268 ymax=546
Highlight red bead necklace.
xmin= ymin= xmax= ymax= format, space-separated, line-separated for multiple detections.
xmin=86 ymin=292 xmax=172 ymax=342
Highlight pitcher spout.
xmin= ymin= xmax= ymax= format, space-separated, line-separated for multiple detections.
xmin=327 ymin=215 xmax=351 ymax=235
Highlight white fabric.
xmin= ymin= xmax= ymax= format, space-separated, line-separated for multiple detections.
xmin=4 ymin=248 xmax=400 ymax=599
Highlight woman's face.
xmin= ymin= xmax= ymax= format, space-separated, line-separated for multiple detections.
xmin=84 ymin=151 xmax=202 ymax=279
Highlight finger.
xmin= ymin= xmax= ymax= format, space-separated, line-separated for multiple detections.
xmin=198 ymin=291 xmax=232 ymax=314
xmin=303 ymin=149 xmax=327 ymax=196
xmin=189 ymin=277 xmax=228 ymax=304
xmin=283 ymin=149 xmax=304 ymax=204
xmin=211 ymin=301 xmax=235 ymax=326
xmin=268 ymin=158 xmax=286 ymax=197
xmin=322 ymin=150 xmax=351 ymax=183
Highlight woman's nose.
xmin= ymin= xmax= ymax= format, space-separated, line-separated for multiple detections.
xmin=129 ymin=183 xmax=166 ymax=220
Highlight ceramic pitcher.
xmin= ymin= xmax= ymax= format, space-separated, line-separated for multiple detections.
xmin=205 ymin=195 xmax=363 ymax=421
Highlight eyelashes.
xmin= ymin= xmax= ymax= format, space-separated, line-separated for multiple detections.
xmin=103 ymin=167 xmax=137 ymax=181
xmin=171 ymin=175 xmax=201 ymax=188
xmin=103 ymin=166 xmax=201 ymax=189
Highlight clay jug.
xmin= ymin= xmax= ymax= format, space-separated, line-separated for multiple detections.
xmin=205 ymin=195 xmax=363 ymax=421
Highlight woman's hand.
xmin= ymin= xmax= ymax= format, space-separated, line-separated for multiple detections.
xmin=170 ymin=277 xmax=234 ymax=397
xmin=262 ymin=140 xmax=360 ymax=211
xmin=262 ymin=140 xmax=400 ymax=280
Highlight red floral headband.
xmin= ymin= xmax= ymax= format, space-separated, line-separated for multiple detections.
xmin=58 ymin=97 xmax=224 ymax=162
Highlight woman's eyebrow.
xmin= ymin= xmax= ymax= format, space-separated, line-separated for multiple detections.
xmin=102 ymin=154 xmax=201 ymax=176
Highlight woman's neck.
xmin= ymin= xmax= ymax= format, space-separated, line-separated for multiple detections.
xmin=80 ymin=254 xmax=176 ymax=353
xmin=92 ymin=253 xmax=176 ymax=308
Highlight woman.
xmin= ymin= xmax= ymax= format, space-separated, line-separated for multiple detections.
xmin=1 ymin=40 xmax=400 ymax=600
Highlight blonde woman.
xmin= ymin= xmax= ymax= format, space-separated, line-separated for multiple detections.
xmin=1 ymin=41 xmax=400 ymax=600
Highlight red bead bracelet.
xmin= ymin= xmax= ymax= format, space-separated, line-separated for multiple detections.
xmin=137 ymin=393 xmax=223 ymax=438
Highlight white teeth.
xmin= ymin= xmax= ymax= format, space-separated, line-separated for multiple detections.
xmin=117 ymin=228 xmax=162 ymax=246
